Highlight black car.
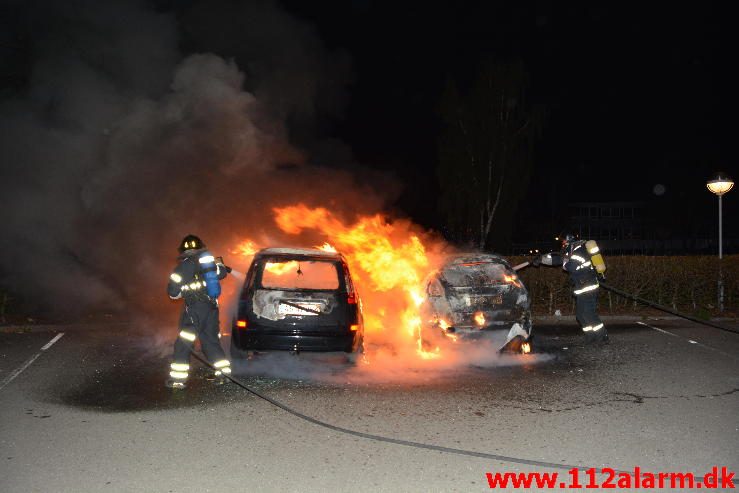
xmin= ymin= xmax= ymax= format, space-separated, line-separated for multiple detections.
xmin=231 ymin=248 xmax=364 ymax=361
xmin=420 ymin=253 xmax=532 ymax=353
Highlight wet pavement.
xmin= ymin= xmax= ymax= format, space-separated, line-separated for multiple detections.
xmin=1 ymin=319 xmax=737 ymax=492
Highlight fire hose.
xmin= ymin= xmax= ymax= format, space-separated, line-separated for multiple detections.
xmin=599 ymin=282 xmax=738 ymax=335
xmin=182 ymin=265 xmax=734 ymax=472
xmin=189 ymin=350 xmax=601 ymax=472
xmin=515 ymin=260 xmax=737 ymax=335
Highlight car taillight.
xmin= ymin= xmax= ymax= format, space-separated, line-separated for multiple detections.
xmin=236 ymin=320 xmax=247 ymax=328
xmin=347 ymin=293 xmax=356 ymax=304
xmin=350 ymin=324 xmax=359 ymax=331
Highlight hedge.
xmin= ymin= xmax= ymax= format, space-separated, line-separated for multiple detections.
xmin=510 ymin=255 xmax=739 ymax=317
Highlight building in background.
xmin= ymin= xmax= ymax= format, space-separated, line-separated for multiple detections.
xmin=511 ymin=201 xmax=737 ymax=255
xmin=568 ymin=201 xmax=736 ymax=255
xmin=569 ymin=202 xmax=644 ymax=244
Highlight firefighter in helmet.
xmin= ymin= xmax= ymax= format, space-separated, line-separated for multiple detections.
xmin=534 ymin=233 xmax=608 ymax=344
xmin=165 ymin=234 xmax=232 ymax=389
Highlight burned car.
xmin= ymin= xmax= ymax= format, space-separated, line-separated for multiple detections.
xmin=420 ymin=254 xmax=532 ymax=353
xmin=231 ymin=248 xmax=364 ymax=361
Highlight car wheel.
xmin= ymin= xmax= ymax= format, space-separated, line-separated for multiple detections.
xmin=421 ymin=323 xmax=452 ymax=351
xmin=499 ymin=335 xmax=532 ymax=354
xmin=229 ymin=335 xmax=249 ymax=361
xmin=346 ymin=340 xmax=364 ymax=364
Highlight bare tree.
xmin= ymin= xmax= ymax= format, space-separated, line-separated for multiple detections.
xmin=438 ymin=60 xmax=542 ymax=250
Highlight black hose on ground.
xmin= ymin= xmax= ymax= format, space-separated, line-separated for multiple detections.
xmin=600 ymin=282 xmax=738 ymax=336
xmin=189 ymin=351 xmax=603 ymax=473
xmin=183 ymin=281 xmax=734 ymax=475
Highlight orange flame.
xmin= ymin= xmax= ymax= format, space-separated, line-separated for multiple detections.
xmin=504 ymin=274 xmax=522 ymax=288
xmin=272 ymin=204 xmax=441 ymax=359
xmin=521 ymin=342 xmax=531 ymax=354
xmin=232 ymin=239 xmax=258 ymax=257
xmin=265 ymin=260 xmax=299 ymax=276
xmin=474 ymin=311 xmax=486 ymax=327
xmin=317 ymin=242 xmax=338 ymax=253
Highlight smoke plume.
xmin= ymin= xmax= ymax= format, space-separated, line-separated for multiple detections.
xmin=0 ymin=0 xmax=386 ymax=316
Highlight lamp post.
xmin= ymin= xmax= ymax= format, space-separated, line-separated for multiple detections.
xmin=706 ymin=172 xmax=734 ymax=312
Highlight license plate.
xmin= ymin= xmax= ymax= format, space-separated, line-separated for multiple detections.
xmin=278 ymin=302 xmax=322 ymax=316
xmin=472 ymin=294 xmax=503 ymax=305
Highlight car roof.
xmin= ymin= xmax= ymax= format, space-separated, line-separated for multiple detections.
xmin=255 ymin=247 xmax=344 ymax=261
xmin=444 ymin=253 xmax=511 ymax=267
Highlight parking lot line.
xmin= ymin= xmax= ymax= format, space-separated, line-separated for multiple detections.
xmin=41 ymin=332 xmax=65 ymax=351
xmin=636 ymin=322 xmax=737 ymax=361
xmin=0 ymin=332 xmax=65 ymax=392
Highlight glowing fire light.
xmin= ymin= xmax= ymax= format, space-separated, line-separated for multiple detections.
xmin=474 ymin=311 xmax=486 ymax=327
xmin=265 ymin=260 xmax=300 ymax=275
xmin=317 ymin=242 xmax=337 ymax=253
xmin=418 ymin=346 xmax=441 ymax=359
xmin=232 ymin=240 xmax=258 ymax=257
xmin=521 ymin=342 xmax=531 ymax=354
xmin=271 ymin=204 xmax=441 ymax=359
xmin=504 ymin=274 xmax=522 ymax=288
xmin=444 ymin=331 xmax=458 ymax=342
xmin=437 ymin=318 xmax=450 ymax=330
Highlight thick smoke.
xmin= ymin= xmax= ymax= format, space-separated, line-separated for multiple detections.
xmin=0 ymin=0 xmax=386 ymax=316
xmin=0 ymin=0 xmax=548 ymax=379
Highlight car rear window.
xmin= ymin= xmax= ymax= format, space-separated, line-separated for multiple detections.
xmin=442 ymin=262 xmax=510 ymax=287
xmin=260 ymin=259 xmax=340 ymax=290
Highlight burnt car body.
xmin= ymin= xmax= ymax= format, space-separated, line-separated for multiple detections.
xmin=421 ymin=253 xmax=532 ymax=352
xmin=231 ymin=248 xmax=364 ymax=359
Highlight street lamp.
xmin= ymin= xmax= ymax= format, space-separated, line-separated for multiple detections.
xmin=706 ymin=172 xmax=734 ymax=312
xmin=707 ymin=172 xmax=734 ymax=258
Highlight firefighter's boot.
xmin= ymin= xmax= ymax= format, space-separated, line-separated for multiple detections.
xmin=585 ymin=329 xmax=609 ymax=345
xmin=165 ymin=377 xmax=187 ymax=390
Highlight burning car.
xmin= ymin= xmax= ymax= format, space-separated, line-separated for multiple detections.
xmin=420 ymin=253 xmax=532 ymax=353
xmin=231 ymin=247 xmax=364 ymax=361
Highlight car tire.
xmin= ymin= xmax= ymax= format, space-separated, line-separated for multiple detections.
xmin=346 ymin=340 xmax=364 ymax=364
xmin=230 ymin=336 xmax=249 ymax=361
xmin=420 ymin=323 xmax=452 ymax=351
xmin=500 ymin=335 xmax=532 ymax=354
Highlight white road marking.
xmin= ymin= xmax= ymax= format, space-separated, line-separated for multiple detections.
xmin=0 ymin=353 xmax=41 ymax=391
xmin=637 ymin=322 xmax=737 ymax=360
xmin=41 ymin=332 xmax=64 ymax=351
xmin=0 ymin=332 xmax=65 ymax=392
xmin=636 ymin=321 xmax=677 ymax=337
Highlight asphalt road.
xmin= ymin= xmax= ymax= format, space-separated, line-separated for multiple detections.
xmin=1 ymin=319 xmax=737 ymax=492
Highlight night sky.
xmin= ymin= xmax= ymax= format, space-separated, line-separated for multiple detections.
xmin=0 ymin=0 xmax=735 ymax=316
xmin=278 ymin=1 xmax=736 ymax=244
xmin=2 ymin=0 xmax=736 ymax=245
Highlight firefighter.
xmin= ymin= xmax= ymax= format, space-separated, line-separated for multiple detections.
xmin=534 ymin=234 xmax=608 ymax=344
xmin=165 ymin=234 xmax=232 ymax=389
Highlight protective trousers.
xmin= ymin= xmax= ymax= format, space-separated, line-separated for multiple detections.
xmin=575 ymin=291 xmax=607 ymax=343
xmin=169 ymin=301 xmax=231 ymax=382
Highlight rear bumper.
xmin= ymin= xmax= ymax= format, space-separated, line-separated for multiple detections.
xmin=452 ymin=327 xmax=530 ymax=341
xmin=232 ymin=327 xmax=360 ymax=352
xmin=455 ymin=322 xmax=527 ymax=333
xmin=455 ymin=309 xmax=528 ymax=326
xmin=442 ymin=320 xmax=532 ymax=348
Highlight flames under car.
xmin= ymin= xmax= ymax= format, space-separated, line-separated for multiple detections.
xmin=231 ymin=248 xmax=364 ymax=361
xmin=421 ymin=253 xmax=532 ymax=353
